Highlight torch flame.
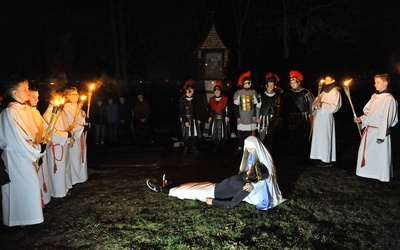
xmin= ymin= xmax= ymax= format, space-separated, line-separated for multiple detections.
xmin=344 ymin=79 xmax=353 ymax=86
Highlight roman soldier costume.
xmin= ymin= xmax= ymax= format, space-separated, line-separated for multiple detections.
xmin=207 ymin=81 xmax=229 ymax=151
xmin=179 ymin=79 xmax=201 ymax=154
xmin=258 ymin=72 xmax=282 ymax=148
xmin=284 ymin=70 xmax=314 ymax=130
xmin=233 ymin=71 xmax=259 ymax=151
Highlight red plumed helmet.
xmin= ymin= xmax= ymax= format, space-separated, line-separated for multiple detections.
xmin=238 ymin=71 xmax=251 ymax=86
xmin=289 ymin=70 xmax=303 ymax=82
xmin=183 ymin=79 xmax=195 ymax=90
xmin=214 ymin=80 xmax=223 ymax=91
xmin=265 ymin=72 xmax=280 ymax=83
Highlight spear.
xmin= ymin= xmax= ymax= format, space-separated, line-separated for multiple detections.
xmin=343 ymin=79 xmax=362 ymax=138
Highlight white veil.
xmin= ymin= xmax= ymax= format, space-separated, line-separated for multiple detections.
xmin=239 ymin=136 xmax=285 ymax=209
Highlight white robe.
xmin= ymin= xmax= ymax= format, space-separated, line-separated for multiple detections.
xmin=169 ymin=182 xmax=216 ymax=202
xmin=31 ymin=106 xmax=52 ymax=205
xmin=356 ymin=93 xmax=398 ymax=182
xmin=63 ymin=103 xmax=88 ymax=185
xmin=239 ymin=136 xmax=285 ymax=209
xmin=43 ymin=105 xmax=70 ymax=197
xmin=0 ymin=102 xmax=44 ymax=226
xmin=310 ymin=87 xmax=342 ymax=163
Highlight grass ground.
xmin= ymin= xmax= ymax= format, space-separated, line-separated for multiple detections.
xmin=0 ymin=134 xmax=399 ymax=249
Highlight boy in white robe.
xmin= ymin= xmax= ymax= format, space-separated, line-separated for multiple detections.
xmin=43 ymin=98 xmax=71 ymax=198
xmin=28 ymin=88 xmax=52 ymax=205
xmin=63 ymin=87 xmax=88 ymax=185
xmin=0 ymin=76 xmax=45 ymax=226
xmin=354 ymin=73 xmax=398 ymax=182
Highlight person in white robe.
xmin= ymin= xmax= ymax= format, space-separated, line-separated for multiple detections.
xmin=354 ymin=73 xmax=398 ymax=182
xmin=28 ymin=88 xmax=52 ymax=205
xmin=238 ymin=136 xmax=285 ymax=210
xmin=43 ymin=98 xmax=71 ymax=198
xmin=310 ymin=75 xmax=342 ymax=167
xmin=0 ymin=77 xmax=45 ymax=226
xmin=63 ymin=87 xmax=88 ymax=185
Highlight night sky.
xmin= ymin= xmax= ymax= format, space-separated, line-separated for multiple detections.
xmin=1 ymin=0 xmax=400 ymax=88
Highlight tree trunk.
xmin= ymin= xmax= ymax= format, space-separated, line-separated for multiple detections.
xmin=117 ymin=0 xmax=129 ymax=95
xmin=282 ymin=0 xmax=289 ymax=59
xmin=110 ymin=0 xmax=122 ymax=96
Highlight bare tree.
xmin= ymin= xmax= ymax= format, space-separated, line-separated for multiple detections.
xmin=231 ymin=0 xmax=251 ymax=70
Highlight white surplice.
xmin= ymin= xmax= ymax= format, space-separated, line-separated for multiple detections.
xmin=31 ymin=106 xmax=52 ymax=205
xmin=0 ymin=102 xmax=43 ymax=226
xmin=356 ymin=93 xmax=398 ymax=182
xmin=63 ymin=103 xmax=88 ymax=185
xmin=43 ymin=104 xmax=70 ymax=197
xmin=310 ymin=87 xmax=342 ymax=163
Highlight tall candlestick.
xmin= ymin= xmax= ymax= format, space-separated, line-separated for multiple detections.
xmin=343 ymin=79 xmax=362 ymax=138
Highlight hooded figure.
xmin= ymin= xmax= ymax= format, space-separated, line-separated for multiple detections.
xmin=238 ymin=136 xmax=285 ymax=210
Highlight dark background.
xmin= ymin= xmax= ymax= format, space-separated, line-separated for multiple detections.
xmin=1 ymin=0 xmax=400 ymax=132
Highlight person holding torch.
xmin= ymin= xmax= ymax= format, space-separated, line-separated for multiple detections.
xmin=62 ymin=86 xmax=88 ymax=185
xmin=310 ymin=75 xmax=342 ymax=167
xmin=353 ymin=73 xmax=398 ymax=182
xmin=43 ymin=94 xmax=72 ymax=198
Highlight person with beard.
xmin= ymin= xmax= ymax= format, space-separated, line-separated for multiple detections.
xmin=353 ymin=73 xmax=398 ymax=182
xmin=282 ymin=70 xmax=314 ymax=158
xmin=233 ymin=71 xmax=259 ymax=152
xmin=207 ymin=81 xmax=230 ymax=152
xmin=310 ymin=75 xmax=342 ymax=167
xmin=257 ymin=72 xmax=283 ymax=151
xmin=179 ymin=79 xmax=201 ymax=154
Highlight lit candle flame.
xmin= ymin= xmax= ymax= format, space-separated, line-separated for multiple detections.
xmin=89 ymin=84 xmax=95 ymax=91
xmin=54 ymin=99 xmax=60 ymax=107
xmin=80 ymin=95 xmax=87 ymax=101
xmin=320 ymin=79 xmax=325 ymax=84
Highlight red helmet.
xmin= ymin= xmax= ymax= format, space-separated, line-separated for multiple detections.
xmin=289 ymin=70 xmax=303 ymax=83
xmin=238 ymin=71 xmax=251 ymax=86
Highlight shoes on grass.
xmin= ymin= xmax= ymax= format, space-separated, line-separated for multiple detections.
xmin=146 ymin=180 xmax=162 ymax=192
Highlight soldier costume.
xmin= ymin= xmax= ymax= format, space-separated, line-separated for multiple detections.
xmin=207 ymin=81 xmax=230 ymax=152
xmin=283 ymin=70 xmax=314 ymax=155
xmin=233 ymin=71 xmax=259 ymax=152
xmin=179 ymin=79 xmax=201 ymax=154
xmin=257 ymin=72 xmax=283 ymax=150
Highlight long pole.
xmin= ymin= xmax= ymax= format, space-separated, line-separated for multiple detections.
xmin=309 ymin=79 xmax=325 ymax=141
xmin=343 ymin=79 xmax=362 ymax=138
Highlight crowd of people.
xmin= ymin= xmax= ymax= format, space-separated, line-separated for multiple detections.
xmin=166 ymin=70 xmax=398 ymax=208
xmin=0 ymin=71 xmax=397 ymax=227
xmin=0 ymin=76 xmax=152 ymax=227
